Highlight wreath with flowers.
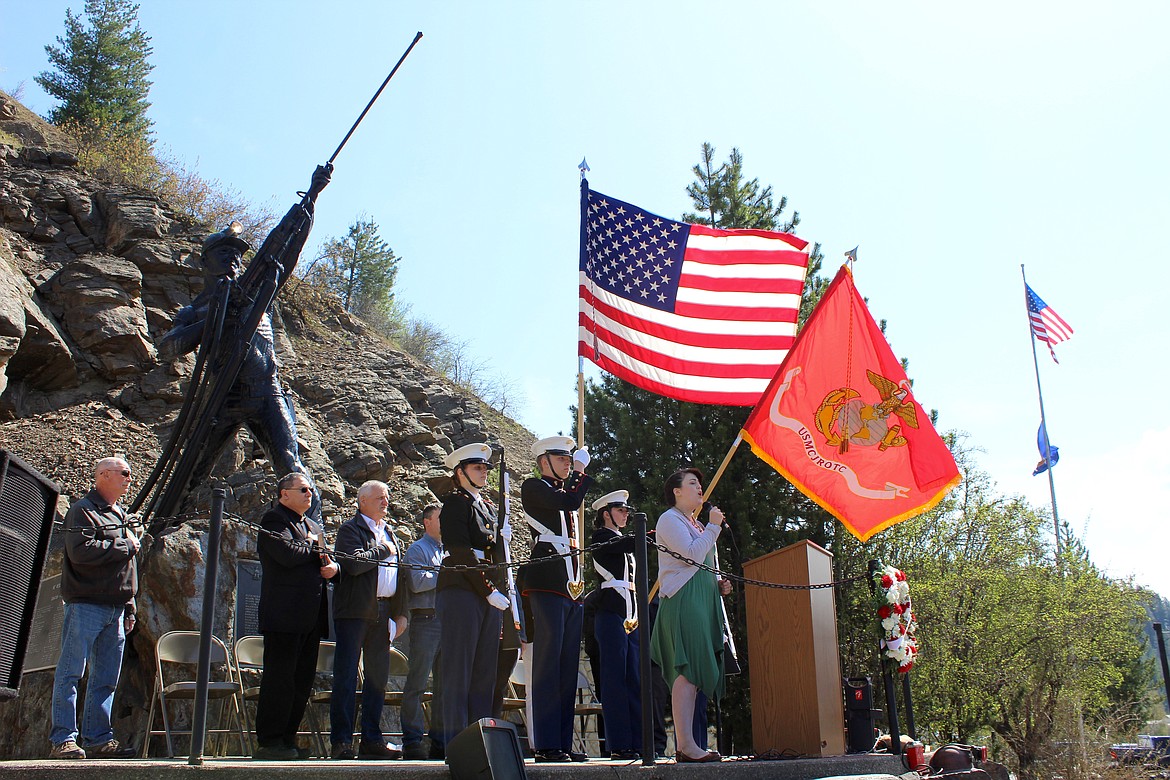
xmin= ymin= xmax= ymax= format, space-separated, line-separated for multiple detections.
xmin=876 ymin=564 xmax=918 ymax=673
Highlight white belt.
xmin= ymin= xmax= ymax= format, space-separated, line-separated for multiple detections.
xmin=537 ymin=533 xmax=571 ymax=550
xmin=601 ymin=579 xmax=632 ymax=591
xmin=525 ymin=511 xmax=579 ymax=585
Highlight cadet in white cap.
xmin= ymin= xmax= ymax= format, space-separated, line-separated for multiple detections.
xmin=518 ymin=435 xmax=594 ymax=762
xmin=589 ymin=490 xmax=645 ymax=760
xmin=435 ymin=443 xmax=510 ymax=752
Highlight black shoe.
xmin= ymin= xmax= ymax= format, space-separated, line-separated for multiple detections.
xmin=254 ymin=744 xmax=299 ymax=761
xmin=403 ymin=741 xmax=429 ymax=760
xmin=611 ymin=749 xmax=641 ymax=760
xmin=534 ymin=749 xmax=572 ymax=763
xmin=358 ymin=740 xmax=402 ymax=759
xmin=331 ymin=742 xmax=356 ymax=760
xmin=429 ymin=741 xmax=446 ymax=761
xmin=570 ymin=751 xmax=588 ymax=762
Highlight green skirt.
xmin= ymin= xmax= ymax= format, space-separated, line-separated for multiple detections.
xmin=650 ymin=564 xmax=725 ymax=699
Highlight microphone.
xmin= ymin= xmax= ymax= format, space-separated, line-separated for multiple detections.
xmin=702 ymin=501 xmax=729 ymax=526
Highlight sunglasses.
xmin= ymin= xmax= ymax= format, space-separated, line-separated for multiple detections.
xmin=104 ymin=469 xmax=131 ymax=477
xmin=284 ymin=486 xmax=313 ymax=494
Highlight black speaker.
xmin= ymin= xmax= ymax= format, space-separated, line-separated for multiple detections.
xmin=446 ymin=717 xmax=527 ymax=780
xmin=844 ymin=676 xmax=877 ymax=753
xmin=0 ymin=450 xmax=60 ymax=700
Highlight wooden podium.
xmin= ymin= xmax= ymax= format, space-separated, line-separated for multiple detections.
xmin=743 ymin=540 xmax=844 ymax=757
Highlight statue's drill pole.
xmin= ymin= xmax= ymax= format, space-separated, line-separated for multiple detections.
xmin=328 ymin=31 xmax=423 ymax=165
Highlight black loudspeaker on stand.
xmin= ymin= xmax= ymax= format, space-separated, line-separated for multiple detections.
xmin=844 ymin=676 xmax=880 ymax=753
xmin=0 ymin=450 xmax=60 ymax=701
xmin=446 ymin=717 xmax=527 ymax=780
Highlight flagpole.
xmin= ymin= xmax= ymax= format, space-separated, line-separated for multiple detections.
xmin=1021 ymin=264 xmax=1062 ymax=559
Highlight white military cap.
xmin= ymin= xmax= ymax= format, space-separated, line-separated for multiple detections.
xmin=591 ymin=490 xmax=630 ymax=512
xmin=443 ymin=442 xmax=493 ymax=470
xmin=531 ymin=435 xmax=575 ymax=457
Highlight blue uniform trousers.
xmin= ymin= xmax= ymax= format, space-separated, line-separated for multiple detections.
xmin=528 ymin=591 xmax=583 ymax=752
xmin=594 ymin=610 xmax=642 ymax=753
xmin=437 ymin=587 xmax=500 ymax=746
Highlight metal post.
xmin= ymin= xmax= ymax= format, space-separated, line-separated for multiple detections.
xmin=868 ymin=560 xmax=901 ymax=754
xmin=901 ymin=672 xmax=917 ymax=739
xmin=1155 ymin=624 xmax=1170 ymax=716
xmin=634 ymin=511 xmax=654 ymax=765
xmin=188 ymin=488 xmax=225 ymax=765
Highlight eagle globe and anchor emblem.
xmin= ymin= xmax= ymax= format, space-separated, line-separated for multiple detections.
xmin=814 ymin=369 xmax=920 ymax=454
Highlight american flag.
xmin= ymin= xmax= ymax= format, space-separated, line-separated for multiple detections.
xmin=578 ymin=186 xmax=810 ymax=405
xmin=1024 ymin=283 xmax=1074 ymax=363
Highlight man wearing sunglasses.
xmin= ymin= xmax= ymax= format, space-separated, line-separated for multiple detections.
xmin=49 ymin=457 xmax=140 ymax=760
xmin=254 ymin=471 xmax=339 ymax=760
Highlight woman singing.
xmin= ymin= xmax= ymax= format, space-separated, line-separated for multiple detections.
xmin=649 ymin=468 xmax=729 ymax=763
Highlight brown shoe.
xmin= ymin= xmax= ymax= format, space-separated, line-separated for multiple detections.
xmin=85 ymin=740 xmax=136 ymax=759
xmin=676 ymin=750 xmax=721 ymax=763
xmin=49 ymin=740 xmax=86 ymax=759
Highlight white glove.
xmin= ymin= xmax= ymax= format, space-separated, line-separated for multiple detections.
xmin=501 ymin=516 xmax=513 ymax=543
xmin=573 ymin=447 xmax=591 ymax=470
xmin=387 ymin=617 xmax=399 ymax=642
xmin=487 ymin=590 xmax=511 ymax=611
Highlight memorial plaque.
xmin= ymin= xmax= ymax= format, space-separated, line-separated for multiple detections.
xmin=22 ymin=575 xmax=62 ymax=673
xmin=235 ymin=559 xmax=263 ymax=639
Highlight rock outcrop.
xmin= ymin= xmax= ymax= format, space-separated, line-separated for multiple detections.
xmin=0 ymin=90 xmax=535 ymax=757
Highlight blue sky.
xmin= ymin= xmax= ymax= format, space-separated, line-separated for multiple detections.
xmin=3 ymin=1 xmax=1169 ymax=597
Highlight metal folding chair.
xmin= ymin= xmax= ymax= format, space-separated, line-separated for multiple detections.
xmin=143 ymin=630 xmax=248 ymax=757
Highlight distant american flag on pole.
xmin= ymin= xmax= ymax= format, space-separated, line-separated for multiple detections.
xmin=578 ymin=184 xmax=810 ymax=405
xmin=1025 ymin=283 xmax=1074 ymax=363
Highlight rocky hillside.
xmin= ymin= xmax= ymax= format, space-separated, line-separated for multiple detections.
xmin=0 ymin=89 xmax=536 ymax=757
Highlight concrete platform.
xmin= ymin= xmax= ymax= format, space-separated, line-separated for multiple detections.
xmin=0 ymin=754 xmax=908 ymax=780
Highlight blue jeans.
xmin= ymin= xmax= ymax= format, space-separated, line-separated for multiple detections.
xmin=51 ymin=602 xmax=126 ymax=746
xmin=528 ymin=592 xmax=583 ymax=752
xmin=401 ymin=610 xmax=441 ymax=746
xmin=330 ymin=601 xmax=394 ymax=745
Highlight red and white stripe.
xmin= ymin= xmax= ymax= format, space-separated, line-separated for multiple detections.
xmin=579 ymin=224 xmax=810 ymax=406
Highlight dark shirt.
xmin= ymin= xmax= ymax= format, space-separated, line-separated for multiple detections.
xmin=257 ymin=502 xmax=329 ymax=635
xmin=590 ymin=526 xmax=637 ymax=615
xmin=437 ymin=488 xmax=505 ymax=597
xmin=518 ymin=471 xmax=594 ymax=599
xmin=61 ymin=489 xmax=138 ymax=611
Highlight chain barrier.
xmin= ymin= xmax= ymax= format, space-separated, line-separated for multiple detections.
xmin=57 ymin=510 xmax=872 ymax=590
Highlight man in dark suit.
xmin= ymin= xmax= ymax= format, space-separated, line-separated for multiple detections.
xmin=254 ymin=471 xmax=338 ymax=760
xmin=329 ymin=480 xmax=408 ymax=760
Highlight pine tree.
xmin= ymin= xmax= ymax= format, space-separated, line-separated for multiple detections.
xmin=35 ymin=0 xmax=155 ymax=141
xmin=309 ymin=216 xmax=399 ymax=323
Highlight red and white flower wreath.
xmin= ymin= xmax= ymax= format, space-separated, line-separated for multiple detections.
xmin=877 ymin=564 xmax=918 ymax=673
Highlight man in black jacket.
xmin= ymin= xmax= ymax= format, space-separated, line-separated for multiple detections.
xmin=49 ymin=457 xmax=140 ymax=760
xmin=328 ymin=480 xmax=408 ymax=760
xmin=254 ymin=472 xmax=338 ymax=760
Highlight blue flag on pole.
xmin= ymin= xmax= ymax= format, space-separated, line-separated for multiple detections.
xmin=1033 ymin=422 xmax=1059 ymax=476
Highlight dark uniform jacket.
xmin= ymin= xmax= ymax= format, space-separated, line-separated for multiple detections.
xmin=518 ymin=472 xmax=594 ymax=600
xmin=590 ymin=526 xmax=637 ymax=615
xmin=257 ymin=502 xmax=329 ymax=635
xmin=332 ymin=511 xmax=408 ymax=622
xmin=62 ymin=489 xmax=138 ymax=612
xmin=437 ymin=488 xmax=505 ymax=597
